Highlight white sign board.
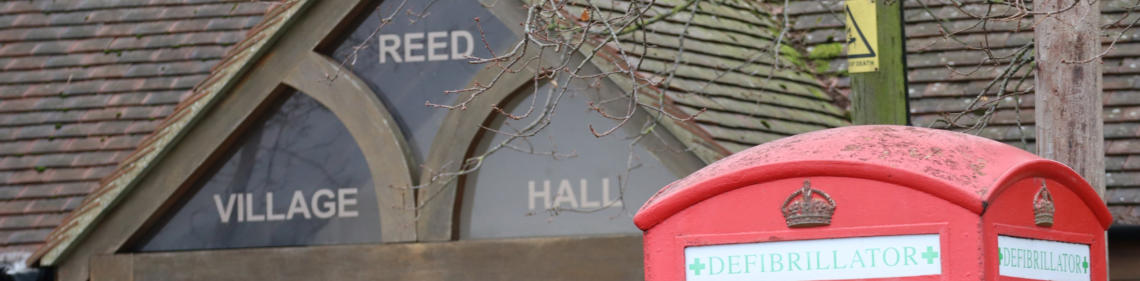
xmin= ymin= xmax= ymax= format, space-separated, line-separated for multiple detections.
xmin=998 ymin=235 xmax=1091 ymax=281
xmin=684 ymin=234 xmax=941 ymax=281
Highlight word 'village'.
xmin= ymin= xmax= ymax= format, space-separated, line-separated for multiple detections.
xmin=212 ymin=188 xmax=361 ymax=223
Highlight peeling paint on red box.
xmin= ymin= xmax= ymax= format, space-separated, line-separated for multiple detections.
xmin=636 ymin=125 xmax=1111 ymax=281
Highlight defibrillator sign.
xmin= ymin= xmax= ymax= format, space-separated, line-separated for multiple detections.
xmin=998 ymin=236 xmax=1091 ymax=281
xmin=846 ymin=0 xmax=878 ymax=73
xmin=684 ymin=234 xmax=942 ymax=281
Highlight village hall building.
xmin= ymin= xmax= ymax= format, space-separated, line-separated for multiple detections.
xmin=0 ymin=0 xmax=1136 ymax=280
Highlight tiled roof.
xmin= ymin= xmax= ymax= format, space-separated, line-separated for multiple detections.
xmin=27 ymin=0 xmax=308 ymax=267
xmin=787 ymin=0 xmax=1140 ymax=224
xmin=565 ymin=0 xmax=851 ymax=163
xmin=0 ymin=0 xmax=276 ymax=257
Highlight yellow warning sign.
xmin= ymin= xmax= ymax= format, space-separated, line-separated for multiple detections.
xmin=846 ymin=0 xmax=878 ymax=73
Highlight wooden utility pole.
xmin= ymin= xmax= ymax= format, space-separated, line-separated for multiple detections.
xmin=1034 ymin=0 xmax=1105 ymax=196
xmin=848 ymin=0 xmax=908 ymax=125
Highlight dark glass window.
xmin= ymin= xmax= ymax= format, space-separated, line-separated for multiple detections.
xmin=328 ymin=0 xmax=518 ymax=164
xmin=138 ymin=91 xmax=381 ymax=252
xmin=458 ymin=84 xmax=683 ymax=239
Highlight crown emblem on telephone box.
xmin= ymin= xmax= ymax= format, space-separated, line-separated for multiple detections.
xmin=1034 ymin=180 xmax=1055 ymax=227
xmin=781 ymin=180 xmax=837 ymax=228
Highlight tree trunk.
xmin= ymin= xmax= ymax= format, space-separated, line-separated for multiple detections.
xmin=1034 ymin=0 xmax=1105 ymax=196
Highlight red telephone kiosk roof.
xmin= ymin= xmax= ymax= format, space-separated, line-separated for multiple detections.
xmin=634 ymin=125 xmax=1113 ymax=230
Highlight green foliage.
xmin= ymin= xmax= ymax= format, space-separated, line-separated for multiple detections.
xmin=807 ymin=43 xmax=845 ymax=74
xmin=808 ymin=43 xmax=844 ymax=59
xmin=779 ymin=44 xmax=807 ymax=69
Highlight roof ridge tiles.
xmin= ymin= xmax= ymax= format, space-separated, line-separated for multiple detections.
xmin=0 ymin=36 xmax=242 ymax=59
xmin=0 ymin=193 xmax=93 ymax=203
xmin=0 ymin=27 xmax=254 ymax=45
xmin=1 ymin=57 xmax=225 ymax=72
xmin=0 ymin=71 xmax=212 ymax=87
xmin=2 ymin=87 xmax=193 ymax=99
xmin=0 ymin=1 xmax=268 ymax=17
xmin=0 ymin=12 xmax=267 ymax=31
xmin=0 ymin=178 xmax=104 ymax=189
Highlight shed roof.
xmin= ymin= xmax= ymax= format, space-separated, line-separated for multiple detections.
xmin=0 ymin=0 xmax=274 ymax=256
xmin=564 ymin=0 xmax=851 ymax=163
xmin=634 ymin=125 xmax=1114 ymax=230
xmin=787 ymin=0 xmax=1140 ymax=225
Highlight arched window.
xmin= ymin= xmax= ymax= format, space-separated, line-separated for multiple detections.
xmin=458 ymin=83 xmax=685 ymax=239
xmin=138 ymin=90 xmax=381 ymax=252
xmin=327 ymin=0 xmax=518 ymax=166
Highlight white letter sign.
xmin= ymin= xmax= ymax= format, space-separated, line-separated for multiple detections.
xmin=684 ymin=234 xmax=942 ymax=281
xmin=998 ymin=236 xmax=1091 ymax=281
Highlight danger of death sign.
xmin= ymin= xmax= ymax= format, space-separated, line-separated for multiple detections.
xmin=845 ymin=0 xmax=878 ymax=73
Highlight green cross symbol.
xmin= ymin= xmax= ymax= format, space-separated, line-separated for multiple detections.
xmin=998 ymin=249 xmax=1003 ymax=262
xmin=921 ymin=246 xmax=940 ymax=265
xmin=1082 ymin=256 xmax=1089 ymax=273
xmin=689 ymin=258 xmax=707 ymax=276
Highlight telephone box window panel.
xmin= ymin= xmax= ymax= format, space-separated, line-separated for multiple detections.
xmin=459 ymin=84 xmax=683 ymax=239
xmin=137 ymin=91 xmax=382 ymax=252
xmin=328 ymin=0 xmax=517 ymax=165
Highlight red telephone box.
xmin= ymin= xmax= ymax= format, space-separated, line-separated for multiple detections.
xmin=635 ymin=125 xmax=1112 ymax=281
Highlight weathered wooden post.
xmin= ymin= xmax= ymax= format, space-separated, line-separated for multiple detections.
xmin=1034 ymin=0 xmax=1105 ymax=197
xmin=846 ymin=0 xmax=908 ymax=125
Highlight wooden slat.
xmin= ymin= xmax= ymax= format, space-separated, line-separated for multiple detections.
xmin=1107 ymin=188 xmax=1140 ymax=204
xmin=1106 ymin=155 xmax=1140 ymax=171
xmin=615 ymin=42 xmax=816 ymax=84
xmin=634 ymin=57 xmax=829 ymax=101
xmin=1108 ymin=172 xmax=1140 ymax=188
xmin=677 ymin=103 xmax=831 ymax=135
xmin=96 ymin=236 xmax=645 ymax=281
xmin=652 ymin=76 xmax=842 ymax=115
xmin=667 ymin=90 xmax=849 ymax=126
xmin=698 ymin=123 xmax=788 ymax=145
xmin=577 ymin=0 xmax=775 ymax=28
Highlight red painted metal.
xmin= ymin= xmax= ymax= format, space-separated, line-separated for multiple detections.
xmin=636 ymin=125 xmax=1111 ymax=281
xmin=983 ymin=177 xmax=1108 ymax=280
